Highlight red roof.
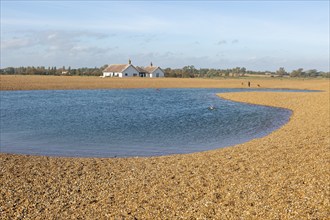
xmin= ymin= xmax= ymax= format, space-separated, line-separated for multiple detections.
xmin=103 ymin=64 xmax=130 ymax=72
xmin=143 ymin=66 xmax=159 ymax=73
xmin=135 ymin=66 xmax=147 ymax=73
xmin=103 ymin=63 xmax=162 ymax=74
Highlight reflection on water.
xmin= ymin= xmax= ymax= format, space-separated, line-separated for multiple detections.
xmin=0 ymin=88 xmax=291 ymax=157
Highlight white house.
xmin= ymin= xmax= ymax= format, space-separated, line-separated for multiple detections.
xmin=143 ymin=63 xmax=165 ymax=78
xmin=102 ymin=63 xmax=139 ymax=77
xmin=102 ymin=60 xmax=165 ymax=78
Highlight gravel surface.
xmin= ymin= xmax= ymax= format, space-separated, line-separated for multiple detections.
xmin=1 ymin=77 xmax=329 ymax=219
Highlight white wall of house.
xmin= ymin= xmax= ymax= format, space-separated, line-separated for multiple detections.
xmin=122 ymin=66 xmax=139 ymax=77
xmin=103 ymin=72 xmax=111 ymax=77
xmin=150 ymin=68 xmax=165 ymax=78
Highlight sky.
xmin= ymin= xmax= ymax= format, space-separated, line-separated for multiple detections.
xmin=1 ymin=1 xmax=329 ymax=71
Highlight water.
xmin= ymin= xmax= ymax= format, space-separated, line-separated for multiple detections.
xmin=0 ymin=88 xmax=293 ymax=157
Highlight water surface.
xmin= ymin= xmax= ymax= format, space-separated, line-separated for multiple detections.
xmin=1 ymin=88 xmax=292 ymax=157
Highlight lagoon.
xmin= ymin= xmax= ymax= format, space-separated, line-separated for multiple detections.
xmin=0 ymin=88 xmax=293 ymax=157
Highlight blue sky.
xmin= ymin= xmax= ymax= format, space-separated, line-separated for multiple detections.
xmin=1 ymin=1 xmax=329 ymax=71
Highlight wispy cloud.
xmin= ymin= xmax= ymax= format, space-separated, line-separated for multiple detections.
xmin=1 ymin=37 xmax=34 ymax=49
xmin=216 ymin=39 xmax=239 ymax=46
xmin=2 ymin=15 xmax=170 ymax=33
xmin=217 ymin=40 xmax=227 ymax=45
xmin=1 ymin=30 xmax=117 ymax=67
xmin=2 ymin=30 xmax=109 ymax=51
xmin=127 ymin=34 xmax=160 ymax=46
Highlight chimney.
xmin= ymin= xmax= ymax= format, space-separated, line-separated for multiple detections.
xmin=128 ymin=59 xmax=132 ymax=65
xmin=150 ymin=62 xmax=153 ymax=67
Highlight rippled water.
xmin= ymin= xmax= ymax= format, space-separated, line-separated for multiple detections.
xmin=0 ymin=88 xmax=292 ymax=157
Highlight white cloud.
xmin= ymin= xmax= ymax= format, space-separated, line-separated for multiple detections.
xmin=1 ymin=37 xmax=34 ymax=49
xmin=47 ymin=34 xmax=56 ymax=40
xmin=2 ymin=15 xmax=170 ymax=33
xmin=1 ymin=30 xmax=109 ymax=51
xmin=1 ymin=30 xmax=118 ymax=68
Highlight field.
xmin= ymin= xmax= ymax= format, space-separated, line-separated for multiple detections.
xmin=0 ymin=75 xmax=329 ymax=219
xmin=0 ymin=74 xmax=327 ymax=90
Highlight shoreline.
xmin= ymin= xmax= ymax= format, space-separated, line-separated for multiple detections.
xmin=1 ymin=77 xmax=329 ymax=219
xmin=1 ymin=75 xmax=328 ymax=91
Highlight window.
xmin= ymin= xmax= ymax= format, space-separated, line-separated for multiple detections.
xmin=133 ymin=73 xmax=137 ymax=77
xmin=125 ymin=73 xmax=128 ymax=76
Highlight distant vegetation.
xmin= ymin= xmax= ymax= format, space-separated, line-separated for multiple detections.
xmin=1 ymin=65 xmax=329 ymax=78
xmin=164 ymin=66 xmax=329 ymax=78
xmin=0 ymin=66 xmax=103 ymax=76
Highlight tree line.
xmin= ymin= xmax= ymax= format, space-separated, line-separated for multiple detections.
xmin=1 ymin=65 xmax=329 ymax=78
xmin=0 ymin=66 xmax=103 ymax=76
xmin=164 ymin=66 xmax=329 ymax=78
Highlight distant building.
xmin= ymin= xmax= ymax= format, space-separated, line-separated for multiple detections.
xmin=135 ymin=66 xmax=149 ymax=77
xmin=143 ymin=62 xmax=165 ymax=78
xmin=102 ymin=60 xmax=165 ymax=78
xmin=102 ymin=64 xmax=139 ymax=77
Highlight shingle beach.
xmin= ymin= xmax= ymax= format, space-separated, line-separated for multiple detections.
xmin=1 ymin=76 xmax=329 ymax=219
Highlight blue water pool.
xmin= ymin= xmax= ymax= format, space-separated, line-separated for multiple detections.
xmin=0 ymin=88 xmax=293 ymax=157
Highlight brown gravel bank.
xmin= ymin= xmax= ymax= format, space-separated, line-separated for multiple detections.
xmin=0 ymin=74 xmax=328 ymax=90
xmin=0 ymin=78 xmax=329 ymax=219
